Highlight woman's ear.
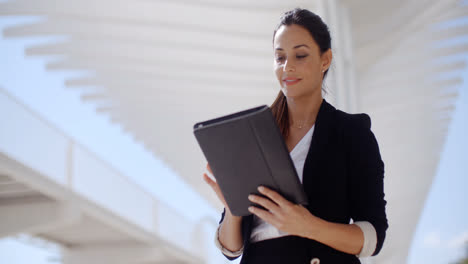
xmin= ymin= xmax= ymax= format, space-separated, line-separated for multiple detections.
xmin=321 ymin=49 xmax=332 ymax=72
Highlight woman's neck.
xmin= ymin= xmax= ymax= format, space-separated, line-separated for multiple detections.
xmin=286 ymin=93 xmax=323 ymax=127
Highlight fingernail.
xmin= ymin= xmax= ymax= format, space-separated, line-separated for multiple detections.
xmin=258 ymin=186 xmax=264 ymax=192
xmin=248 ymin=195 xmax=254 ymax=201
xmin=248 ymin=207 xmax=254 ymax=212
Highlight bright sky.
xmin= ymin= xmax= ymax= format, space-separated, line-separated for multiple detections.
xmin=0 ymin=15 xmax=467 ymax=264
xmin=407 ymin=68 xmax=468 ymax=263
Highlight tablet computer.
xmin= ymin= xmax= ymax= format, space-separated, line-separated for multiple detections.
xmin=193 ymin=105 xmax=308 ymax=216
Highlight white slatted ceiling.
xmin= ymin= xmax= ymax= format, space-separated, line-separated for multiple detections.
xmin=0 ymin=0 xmax=318 ymax=218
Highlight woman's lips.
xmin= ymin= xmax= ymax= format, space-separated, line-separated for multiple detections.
xmin=283 ymin=78 xmax=301 ymax=86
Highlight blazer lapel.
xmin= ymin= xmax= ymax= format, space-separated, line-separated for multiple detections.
xmin=302 ymin=99 xmax=336 ymax=189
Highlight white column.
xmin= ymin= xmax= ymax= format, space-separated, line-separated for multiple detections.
xmin=319 ymin=0 xmax=359 ymax=112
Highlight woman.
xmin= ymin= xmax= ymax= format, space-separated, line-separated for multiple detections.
xmin=203 ymin=8 xmax=388 ymax=264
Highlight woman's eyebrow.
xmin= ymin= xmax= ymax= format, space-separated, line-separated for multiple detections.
xmin=294 ymin=44 xmax=310 ymax=49
xmin=275 ymin=44 xmax=310 ymax=51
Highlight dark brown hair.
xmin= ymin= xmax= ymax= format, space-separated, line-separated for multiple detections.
xmin=270 ymin=8 xmax=332 ymax=140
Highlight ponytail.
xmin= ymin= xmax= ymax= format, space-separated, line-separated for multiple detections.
xmin=270 ymin=91 xmax=290 ymax=140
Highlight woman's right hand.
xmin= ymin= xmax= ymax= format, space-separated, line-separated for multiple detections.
xmin=204 ymin=163 xmax=243 ymax=252
xmin=203 ymin=163 xmax=238 ymax=218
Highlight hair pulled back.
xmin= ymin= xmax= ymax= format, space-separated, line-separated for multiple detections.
xmin=270 ymin=8 xmax=332 ymax=139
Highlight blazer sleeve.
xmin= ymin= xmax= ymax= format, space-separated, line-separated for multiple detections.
xmin=345 ymin=113 xmax=388 ymax=256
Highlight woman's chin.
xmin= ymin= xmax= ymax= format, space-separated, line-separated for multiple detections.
xmin=281 ymin=85 xmax=320 ymax=100
xmin=281 ymin=87 xmax=304 ymax=99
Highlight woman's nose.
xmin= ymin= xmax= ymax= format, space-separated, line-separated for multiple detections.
xmin=283 ymin=60 xmax=296 ymax=72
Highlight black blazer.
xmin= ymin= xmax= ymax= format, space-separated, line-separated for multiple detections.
xmin=218 ymin=99 xmax=388 ymax=263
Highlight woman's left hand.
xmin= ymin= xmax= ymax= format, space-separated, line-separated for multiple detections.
xmin=248 ymin=186 xmax=320 ymax=238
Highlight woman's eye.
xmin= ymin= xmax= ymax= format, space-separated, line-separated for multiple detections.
xmin=275 ymin=56 xmax=285 ymax=62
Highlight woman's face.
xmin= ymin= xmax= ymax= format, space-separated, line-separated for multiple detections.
xmin=273 ymin=24 xmax=331 ymax=99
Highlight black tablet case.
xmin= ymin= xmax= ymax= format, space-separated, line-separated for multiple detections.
xmin=193 ymin=105 xmax=308 ymax=216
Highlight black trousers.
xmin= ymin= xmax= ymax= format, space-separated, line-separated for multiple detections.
xmin=239 ymin=235 xmax=361 ymax=264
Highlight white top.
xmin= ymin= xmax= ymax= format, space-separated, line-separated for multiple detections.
xmin=215 ymin=124 xmax=378 ymax=258
xmin=250 ymin=125 xmax=315 ymax=242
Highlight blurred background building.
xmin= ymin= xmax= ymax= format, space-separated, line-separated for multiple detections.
xmin=1 ymin=0 xmax=468 ymax=263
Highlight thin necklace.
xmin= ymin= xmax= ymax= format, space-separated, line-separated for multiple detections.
xmin=290 ymin=120 xmax=314 ymax=129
